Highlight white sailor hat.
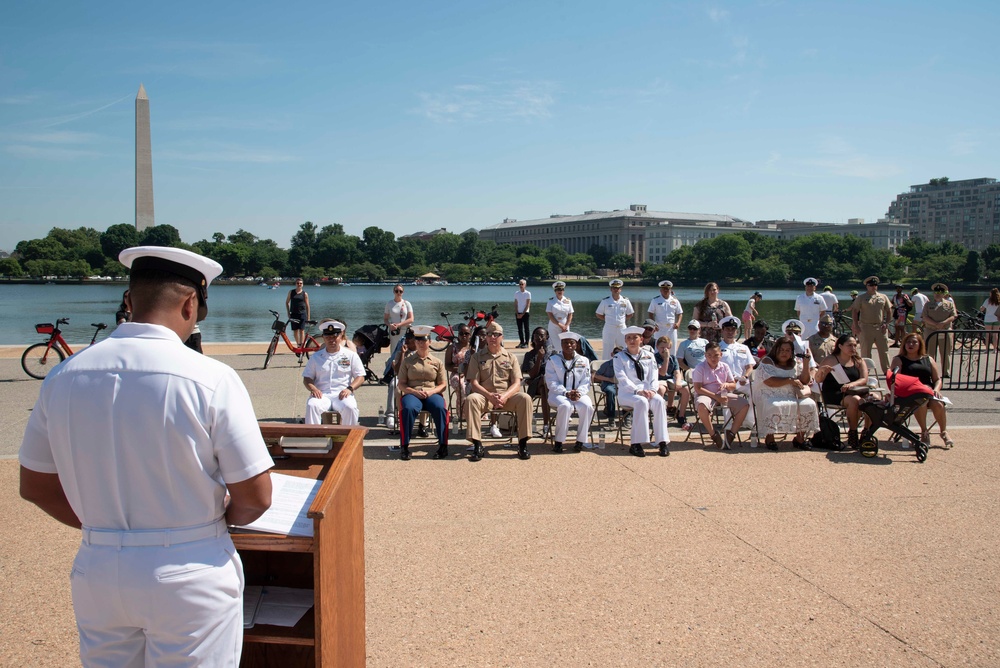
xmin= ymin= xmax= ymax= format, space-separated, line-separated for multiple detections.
xmin=719 ymin=315 xmax=741 ymax=328
xmin=658 ymin=280 xmax=673 ymax=288
xmin=623 ymin=326 xmax=646 ymax=337
xmin=317 ymin=319 xmax=345 ymax=335
xmin=803 ymin=277 xmax=818 ymax=286
xmin=119 ymin=246 xmax=223 ymax=321
xmin=410 ymin=325 xmax=433 ymax=339
xmin=781 ymin=318 xmax=804 ymax=332
xmin=552 ymin=281 xmax=567 ymax=290
xmin=609 ymin=278 xmax=623 ymax=288
xmin=558 ymin=331 xmax=581 ymax=341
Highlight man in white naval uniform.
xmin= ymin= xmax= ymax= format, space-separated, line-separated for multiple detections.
xmin=595 ymin=278 xmax=635 ymax=360
xmin=718 ymin=315 xmax=756 ymax=432
xmin=303 ymin=319 xmax=366 ymax=425
xmin=19 ymin=246 xmax=273 ymax=667
xmin=647 ymin=280 xmax=683 ymax=350
xmin=795 ymin=277 xmax=827 ymax=338
xmin=614 ymin=326 xmax=671 ymax=458
xmin=544 ymin=332 xmax=595 ymax=452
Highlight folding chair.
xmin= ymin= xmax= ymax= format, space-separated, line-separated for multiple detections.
xmin=863 ymin=357 xmax=889 ymax=398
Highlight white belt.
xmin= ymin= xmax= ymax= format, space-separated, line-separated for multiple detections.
xmin=82 ymin=520 xmax=227 ymax=547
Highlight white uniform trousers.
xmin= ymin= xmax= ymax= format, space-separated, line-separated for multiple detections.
xmin=550 ymin=394 xmax=595 ymax=444
xmin=601 ymin=324 xmax=626 ymax=360
xmin=618 ymin=390 xmax=670 ymax=445
xmin=547 ymin=323 xmax=566 ymax=353
xmin=72 ymin=528 xmax=243 ymax=667
xmin=306 ymin=392 xmax=359 ymax=425
xmin=655 ymin=325 xmax=678 ymax=352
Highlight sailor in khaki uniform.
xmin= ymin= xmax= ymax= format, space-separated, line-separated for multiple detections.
xmin=465 ymin=322 xmax=533 ymax=461
xmin=851 ymin=275 xmax=893 ymax=372
xmin=544 ymin=332 xmax=595 ymax=452
xmin=19 ymin=246 xmax=273 ymax=667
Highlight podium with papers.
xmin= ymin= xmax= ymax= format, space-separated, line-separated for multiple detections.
xmin=232 ymin=423 xmax=366 ymax=667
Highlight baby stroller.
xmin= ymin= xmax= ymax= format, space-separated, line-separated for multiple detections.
xmin=353 ymin=323 xmax=390 ymax=383
xmin=857 ymin=371 xmax=932 ymax=462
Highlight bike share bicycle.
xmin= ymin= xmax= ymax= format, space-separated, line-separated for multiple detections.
xmin=428 ymin=304 xmax=500 ymax=352
xmin=22 ymin=318 xmax=108 ymax=380
xmin=263 ymin=309 xmax=321 ymax=369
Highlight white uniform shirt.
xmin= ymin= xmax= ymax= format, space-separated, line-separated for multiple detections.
xmin=911 ymin=292 xmax=929 ymax=318
xmin=596 ymin=295 xmax=634 ymax=328
xmin=302 ymin=347 xmax=365 ymax=394
xmin=613 ymin=348 xmax=659 ymax=394
xmin=545 ymin=353 xmax=592 ymax=397
xmin=720 ymin=340 xmax=755 ymax=381
xmin=647 ymin=295 xmax=683 ymax=329
xmin=514 ymin=289 xmax=532 ymax=314
xmin=19 ymin=323 xmax=272 ymax=531
xmin=821 ymin=291 xmax=839 ymax=312
xmin=546 ymin=296 xmax=574 ymax=325
xmin=795 ymin=293 xmax=827 ymax=337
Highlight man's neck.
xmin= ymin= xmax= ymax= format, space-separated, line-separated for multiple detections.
xmin=326 ymin=343 xmax=341 ymax=353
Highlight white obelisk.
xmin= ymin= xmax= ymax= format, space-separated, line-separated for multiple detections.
xmin=135 ymin=83 xmax=154 ymax=232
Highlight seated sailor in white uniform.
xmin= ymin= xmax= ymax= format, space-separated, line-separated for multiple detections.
xmin=303 ymin=319 xmax=366 ymax=425
xmin=544 ymin=331 xmax=595 ymax=452
xmin=613 ymin=326 xmax=671 ymax=458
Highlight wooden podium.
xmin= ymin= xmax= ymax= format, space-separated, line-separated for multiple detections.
xmin=233 ymin=423 xmax=366 ymax=667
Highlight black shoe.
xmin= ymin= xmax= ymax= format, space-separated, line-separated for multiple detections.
xmin=658 ymin=442 xmax=670 ymax=457
xmin=400 ymin=447 xmax=411 ymax=461
xmin=433 ymin=445 xmax=448 ymax=459
xmin=552 ymin=441 xmax=563 ymax=453
xmin=417 ymin=424 xmax=428 ymax=438
xmin=518 ymin=444 xmax=531 ymax=460
xmin=765 ymin=437 xmax=778 ymax=451
xmin=793 ymin=437 xmax=811 ymax=450
xmin=573 ymin=442 xmax=584 ymax=452
xmin=470 ymin=441 xmax=484 ymax=462
xmin=629 ymin=444 xmax=645 ymax=457
xmin=847 ymin=430 xmax=859 ymax=450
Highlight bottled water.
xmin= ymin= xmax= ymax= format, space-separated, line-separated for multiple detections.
xmin=598 ymin=431 xmax=606 ymax=449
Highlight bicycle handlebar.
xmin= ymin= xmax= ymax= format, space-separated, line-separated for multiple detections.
xmin=268 ymin=309 xmax=280 ymax=318
xmin=57 ymin=317 xmax=70 ymax=325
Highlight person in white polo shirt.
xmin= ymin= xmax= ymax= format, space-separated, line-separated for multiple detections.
xmin=647 ymin=280 xmax=683 ymax=350
xmin=596 ymin=278 xmax=635 ymax=360
xmin=19 ymin=246 xmax=273 ymax=667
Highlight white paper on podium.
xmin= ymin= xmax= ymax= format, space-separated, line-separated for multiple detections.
xmin=253 ymin=586 xmax=315 ymax=627
xmin=235 ymin=473 xmax=322 ymax=537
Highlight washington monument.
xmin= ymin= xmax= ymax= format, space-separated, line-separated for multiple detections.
xmin=135 ymin=83 xmax=154 ymax=232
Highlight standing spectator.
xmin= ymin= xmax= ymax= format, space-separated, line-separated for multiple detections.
xmin=545 ymin=281 xmax=574 ymax=352
xmin=285 ymin=278 xmax=311 ymax=348
xmin=851 ymin=276 xmax=892 ymax=373
xmin=741 ymin=291 xmax=762 ymax=334
xmin=821 ymin=285 xmax=840 ymax=313
xmin=384 ymin=284 xmax=414 ymax=355
xmin=614 ymin=326 xmax=670 ymax=457
xmin=596 ymin=278 xmax=634 ymax=359
xmin=922 ymin=283 xmax=958 ymax=377
xmin=890 ymin=285 xmax=913 ymax=346
xmin=692 ymin=282 xmax=732 ymax=343
xmin=115 ymin=289 xmax=131 ymax=326
xmin=979 ymin=287 xmax=1000 ymax=349
xmin=795 ymin=277 xmax=827 ymax=338
xmin=909 ymin=287 xmax=929 ymax=334
xmin=513 ymin=279 xmax=532 ymax=348
xmin=677 ymin=321 xmax=709 ymax=371
xmin=647 ymin=280 xmax=683 ymax=350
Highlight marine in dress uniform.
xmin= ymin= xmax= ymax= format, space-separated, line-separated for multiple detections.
xmin=397 ymin=325 xmax=449 ymax=460
xmin=647 ymin=280 xmax=683 ymax=351
xmin=614 ymin=326 xmax=671 ymax=457
xmin=851 ymin=276 xmax=893 ymax=372
xmin=544 ymin=332 xmax=595 ymax=452
xmin=545 ymin=281 xmax=574 ymax=353
xmin=596 ymin=278 xmax=635 ymax=360
xmin=465 ymin=322 xmax=533 ymax=461
xmin=303 ymin=320 xmax=366 ymax=425
xmin=19 ymin=246 xmax=273 ymax=667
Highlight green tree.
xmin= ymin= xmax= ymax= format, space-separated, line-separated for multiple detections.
xmin=588 ymin=244 xmax=611 ymax=268
xmin=211 ymin=244 xmax=250 ymax=277
xmin=516 ymin=255 xmax=552 ymax=279
xmin=693 ymin=235 xmax=753 ymax=282
xmin=100 ymin=224 xmax=140 ymax=260
xmin=0 ymin=257 xmax=24 ymax=276
xmin=544 ymin=244 xmax=569 ymax=275
xmin=983 ymin=244 xmax=1000 ymax=278
xmin=456 ymin=230 xmax=480 ymax=264
xmin=425 ymin=233 xmax=461 ymax=266
xmin=139 ymin=224 xmax=181 ymax=247
xmin=361 ymin=227 xmax=399 ymax=270
xmin=608 ymin=253 xmax=635 ymax=276
xmin=227 ymin=229 xmax=258 ymax=246
xmin=961 ymin=251 xmax=985 ymax=283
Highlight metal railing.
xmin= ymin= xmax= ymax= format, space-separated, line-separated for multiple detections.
xmin=924 ymin=329 xmax=1000 ymax=391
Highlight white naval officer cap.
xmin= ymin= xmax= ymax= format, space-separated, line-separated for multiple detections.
xmin=658 ymin=280 xmax=673 ymax=288
xmin=119 ymin=246 xmax=223 ymax=321
xmin=552 ymin=281 xmax=567 ymax=290
xmin=781 ymin=318 xmax=804 ymax=333
xmin=803 ymin=277 xmax=818 ymax=286
xmin=410 ymin=325 xmax=434 ymax=339
xmin=609 ymin=278 xmax=623 ymax=288
xmin=317 ymin=319 xmax=345 ymax=335
xmin=719 ymin=315 xmax=741 ymax=328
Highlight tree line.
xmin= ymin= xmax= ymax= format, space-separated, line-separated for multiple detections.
xmin=1 ymin=222 xmax=995 ymax=286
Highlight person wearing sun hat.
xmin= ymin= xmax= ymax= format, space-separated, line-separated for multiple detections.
xmin=19 ymin=246 xmax=273 ymax=666
xmin=545 ymin=331 xmax=595 ymax=452
xmin=396 ymin=325 xmax=449 ymax=461
xmin=648 ymin=279 xmax=683 ymax=350
xmin=795 ymin=277 xmax=827 ymax=338
xmin=596 ymin=278 xmax=635 ymax=360
xmin=851 ymin=275 xmax=892 ymax=372
xmin=545 ymin=281 xmax=574 ymax=353
xmin=303 ymin=319 xmax=366 ymax=425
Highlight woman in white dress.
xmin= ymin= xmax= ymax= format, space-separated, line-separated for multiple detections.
xmin=754 ymin=335 xmax=819 ymax=450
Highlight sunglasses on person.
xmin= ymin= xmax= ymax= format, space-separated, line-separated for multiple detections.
xmin=486 ymin=332 xmax=503 ymax=338
xmin=394 ymin=289 xmax=403 ymax=294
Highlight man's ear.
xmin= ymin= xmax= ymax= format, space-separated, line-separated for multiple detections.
xmin=181 ymin=290 xmax=198 ymax=322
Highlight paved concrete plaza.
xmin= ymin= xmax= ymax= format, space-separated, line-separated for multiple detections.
xmin=1 ymin=344 xmax=998 ymax=666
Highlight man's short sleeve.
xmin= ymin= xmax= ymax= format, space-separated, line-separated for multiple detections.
xmin=210 ymin=372 xmax=273 ymax=484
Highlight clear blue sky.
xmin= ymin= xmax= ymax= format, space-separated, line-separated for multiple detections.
xmin=2 ymin=0 xmax=997 ymax=253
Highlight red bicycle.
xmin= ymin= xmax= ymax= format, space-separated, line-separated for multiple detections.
xmin=428 ymin=304 xmax=500 ymax=352
xmin=263 ymin=310 xmax=321 ymax=369
xmin=22 ymin=318 xmax=108 ymax=380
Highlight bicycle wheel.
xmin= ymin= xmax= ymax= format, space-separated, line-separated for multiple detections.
xmin=263 ymin=337 xmax=279 ymax=369
xmin=430 ymin=336 xmax=451 ymax=352
xmin=22 ymin=342 xmax=66 ymax=380
xmin=301 ymin=335 xmax=321 ymax=362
